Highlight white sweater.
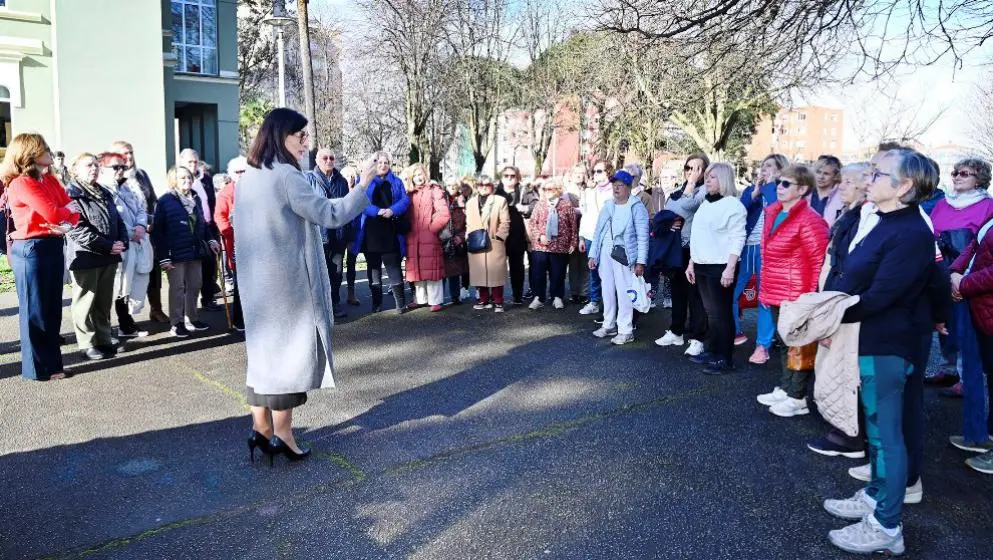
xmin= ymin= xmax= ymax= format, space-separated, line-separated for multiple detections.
xmin=689 ymin=196 xmax=747 ymax=265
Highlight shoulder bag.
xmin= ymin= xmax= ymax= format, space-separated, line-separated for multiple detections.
xmin=467 ymin=199 xmax=493 ymax=254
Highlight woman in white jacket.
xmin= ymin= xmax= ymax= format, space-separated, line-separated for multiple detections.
xmin=686 ymin=162 xmax=747 ymax=374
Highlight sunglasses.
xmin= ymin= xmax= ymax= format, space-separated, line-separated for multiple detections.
xmin=593 ymin=169 xmax=606 ymax=174
xmin=951 ymin=170 xmax=977 ymax=178
xmin=233 ymin=169 xmax=246 ymax=175
xmin=502 ymin=174 xmax=517 ymax=179
xmin=104 ymin=164 xmax=127 ymax=172
xmin=778 ymin=179 xmax=796 ymax=189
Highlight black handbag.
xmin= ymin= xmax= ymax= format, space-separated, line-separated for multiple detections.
xmin=467 ymin=229 xmax=491 ymax=253
xmin=608 ymin=213 xmax=628 ymax=266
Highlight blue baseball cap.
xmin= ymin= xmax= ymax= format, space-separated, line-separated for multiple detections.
xmin=611 ymin=170 xmax=635 ymax=186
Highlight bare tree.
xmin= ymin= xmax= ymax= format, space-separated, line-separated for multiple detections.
xmin=848 ymin=84 xmax=948 ymax=151
xmin=966 ymin=73 xmax=993 ymax=159
xmin=237 ymin=0 xmax=277 ymax=99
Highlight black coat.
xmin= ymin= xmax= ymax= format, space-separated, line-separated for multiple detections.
xmin=152 ymin=191 xmax=213 ymax=266
xmin=65 ymin=181 xmax=129 ymax=270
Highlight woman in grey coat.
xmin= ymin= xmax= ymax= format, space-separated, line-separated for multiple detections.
xmin=236 ymin=108 xmax=372 ymax=465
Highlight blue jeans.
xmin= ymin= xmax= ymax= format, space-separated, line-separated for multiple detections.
xmin=957 ymin=301 xmax=989 ymax=443
xmin=861 ymin=355 xmax=913 ymax=530
xmin=10 ymin=238 xmax=66 ymax=380
xmin=582 ymin=237 xmax=601 ymax=303
xmin=732 ymin=244 xmax=774 ymax=347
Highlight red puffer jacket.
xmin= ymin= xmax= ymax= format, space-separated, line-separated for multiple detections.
xmin=951 ymin=225 xmax=993 ymax=335
xmin=759 ymin=198 xmax=829 ymax=307
xmin=405 ymin=185 xmax=451 ymax=282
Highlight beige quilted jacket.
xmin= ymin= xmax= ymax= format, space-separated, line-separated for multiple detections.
xmin=778 ymin=291 xmax=862 ymax=437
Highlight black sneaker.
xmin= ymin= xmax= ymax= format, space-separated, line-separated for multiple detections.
xmin=688 ymin=351 xmax=713 ymax=364
xmin=187 ymin=320 xmax=210 ymax=331
xmin=702 ymin=359 xmax=735 ymax=375
xmin=83 ymin=347 xmax=112 ymax=360
xmin=807 ymin=435 xmax=866 ymax=459
xmin=171 ymin=324 xmax=191 ymax=338
xmin=118 ymin=327 xmax=150 ymax=338
xmin=511 ymin=298 xmax=524 ymax=305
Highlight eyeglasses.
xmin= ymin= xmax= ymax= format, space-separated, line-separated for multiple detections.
xmin=870 ymin=169 xmax=894 ymax=182
xmin=593 ymin=169 xmax=606 ymax=174
xmin=292 ymin=131 xmax=310 ymax=141
xmin=502 ymin=174 xmax=517 ymax=179
xmin=951 ymin=170 xmax=977 ymax=178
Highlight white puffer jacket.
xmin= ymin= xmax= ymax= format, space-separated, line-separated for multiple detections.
xmin=778 ymin=291 xmax=862 ymax=437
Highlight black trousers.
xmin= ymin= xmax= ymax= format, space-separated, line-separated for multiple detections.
xmin=114 ymin=296 xmax=136 ymax=332
xmin=231 ymin=281 xmax=244 ymax=328
xmin=323 ymin=244 xmax=345 ymax=306
xmin=445 ymin=275 xmax=462 ymax=303
xmin=531 ymin=251 xmax=568 ymax=302
xmin=147 ymin=259 xmax=163 ymax=313
xmin=508 ymin=247 xmax=526 ymax=301
xmin=345 ymin=248 xmax=357 ymax=288
xmin=695 ymin=263 xmax=736 ymax=363
xmin=200 ymin=255 xmax=219 ymax=305
xmin=668 ymin=248 xmax=707 ymax=340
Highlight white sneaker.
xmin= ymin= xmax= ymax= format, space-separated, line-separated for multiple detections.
xmin=593 ymin=326 xmax=618 ymax=338
xmin=904 ymin=479 xmax=923 ymax=504
xmin=579 ymin=301 xmax=600 ymax=315
xmin=654 ymin=330 xmax=684 ymax=347
xmin=828 ymin=515 xmax=905 ymax=556
xmin=756 ymin=387 xmax=788 ymax=406
xmin=528 ymin=297 xmax=544 ymax=310
xmin=769 ymin=397 xmax=809 ymax=417
xmin=848 ymin=463 xmax=871 ymax=482
xmin=611 ymin=333 xmax=634 ymax=345
xmin=683 ymin=339 xmax=705 ymax=356
xmin=824 ymin=488 xmax=876 ymax=520
xmin=552 ymin=297 xmax=564 ymax=309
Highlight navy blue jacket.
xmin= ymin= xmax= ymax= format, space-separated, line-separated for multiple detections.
xmin=739 ymin=182 xmax=778 ymax=238
xmin=647 ymin=210 xmax=685 ymax=276
xmin=152 ymin=191 xmax=213 ymax=266
xmin=836 ymin=204 xmax=935 ymax=362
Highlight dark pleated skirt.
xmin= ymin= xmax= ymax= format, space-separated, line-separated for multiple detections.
xmin=246 ymin=385 xmax=307 ymax=410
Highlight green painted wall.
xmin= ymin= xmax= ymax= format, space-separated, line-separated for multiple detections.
xmin=52 ymin=0 xmax=168 ymax=185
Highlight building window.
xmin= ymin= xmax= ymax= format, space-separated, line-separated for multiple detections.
xmin=171 ymin=0 xmax=218 ymax=75
xmin=797 ymin=113 xmax=807 ymax=121
xmin=1 ymin=85 xmax=10 ymax=153
xmin=830 ymin=113 xmax=838 ymax=122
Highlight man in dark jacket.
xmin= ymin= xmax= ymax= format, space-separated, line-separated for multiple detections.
xmin=308 ymin=148 xmax=352 ymax=317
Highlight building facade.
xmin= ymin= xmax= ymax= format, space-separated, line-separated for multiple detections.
xmin=747 ymin=105 xmax=845 ymax=164
xmin=0 ymin=0 xmax=238 ymax=188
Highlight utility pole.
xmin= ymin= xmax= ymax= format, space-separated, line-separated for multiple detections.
xmin=296 ymin=0 xmax=318 ymax=169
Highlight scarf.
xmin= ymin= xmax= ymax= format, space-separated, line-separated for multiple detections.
xmin=175 ymin=189 xmax=197 ymax=216
xmin=546 ymin=197 xmax=560 ymax=238
xmin=944 ymin=188 xmax=990 ymax=210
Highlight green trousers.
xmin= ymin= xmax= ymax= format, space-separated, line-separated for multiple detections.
xmin=71 ymin=265 xmax=117 ymax=349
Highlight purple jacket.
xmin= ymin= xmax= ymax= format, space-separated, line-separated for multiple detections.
xmin=929 ymin=197 xmax=993 ymax=237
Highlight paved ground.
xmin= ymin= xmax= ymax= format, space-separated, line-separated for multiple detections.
xmin=1 ymin=280 xmax=991 ymax=559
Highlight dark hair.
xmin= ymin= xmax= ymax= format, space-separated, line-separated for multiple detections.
xmin=782 ymin=164 xmax=816 ymax=196
xmin=685 ymin=152 xmax=710 ymax=187
xmin=926 ymin=157 xmax=940 ymax=179
xmin=816 ymin=154 xmax=842 ymax=170
xmin=247 ymin=108 xmax=308 ymax=170
xmin=877 ymin=141 xmax=903 ymax=152
xmin=54 ymin=151 xmax=65 ymax=158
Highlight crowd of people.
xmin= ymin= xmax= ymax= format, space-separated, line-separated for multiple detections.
xmin=3 ymin=109 xmax=993 ymax=555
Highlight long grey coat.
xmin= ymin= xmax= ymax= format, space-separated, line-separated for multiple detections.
xmin=235 ymin=163 xmax=368 ymax=395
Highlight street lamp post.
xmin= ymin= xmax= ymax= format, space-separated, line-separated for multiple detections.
xmin=263 ymin=1 xmax=294 ymax=108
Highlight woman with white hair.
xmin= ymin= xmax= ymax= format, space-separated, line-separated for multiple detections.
xmin=685 ymin=163 xmax=747 ymax=374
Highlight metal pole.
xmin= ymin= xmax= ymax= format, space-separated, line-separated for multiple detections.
xmin=276 ymin=27 xmax=287 ymax=107
xmin=297 ymin=0 xmax=318 ymax=170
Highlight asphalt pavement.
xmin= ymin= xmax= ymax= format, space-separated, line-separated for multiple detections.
xmin=0 ymin=282 xmax=991 ymax=559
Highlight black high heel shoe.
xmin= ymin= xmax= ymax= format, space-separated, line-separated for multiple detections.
xmin=267 ymin=435 xmax=312 ymax=466
xmin=247 ymin=430 xmax=271 ymax=463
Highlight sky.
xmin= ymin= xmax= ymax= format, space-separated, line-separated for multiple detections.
xmin=310 ymin=0 xmax=991 ymax=153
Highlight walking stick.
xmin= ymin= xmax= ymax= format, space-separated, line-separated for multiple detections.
xmin=217 ymin=246 xmax=232 ymax=330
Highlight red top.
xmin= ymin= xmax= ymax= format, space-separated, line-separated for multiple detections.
xmin=214 ymin=182 xmax=236 ymax=270
xmin=759 ymin=198 xmax=829 ymax=307
xmin=7 ymin=174 xmax=80 ymax=240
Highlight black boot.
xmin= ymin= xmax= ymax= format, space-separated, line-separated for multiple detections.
xmin=391 ymin=284 xmax=407 ymax=315
xmin=371 ymin=285 xmax=383 ymax=312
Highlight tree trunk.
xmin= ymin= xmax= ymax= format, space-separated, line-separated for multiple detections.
xmin=296 ymin=0 xmax=317 ymax=169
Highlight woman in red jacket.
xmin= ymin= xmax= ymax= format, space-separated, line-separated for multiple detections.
xmin=1 ymin=133 xmax=80 ymax=381
xmin=403 ymin=165 xmax=450 ymax=311
xmin=951 ymin=217 xmax=993 ymax=473
xmin=755 ymin=165 xmax=829 ymax=417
